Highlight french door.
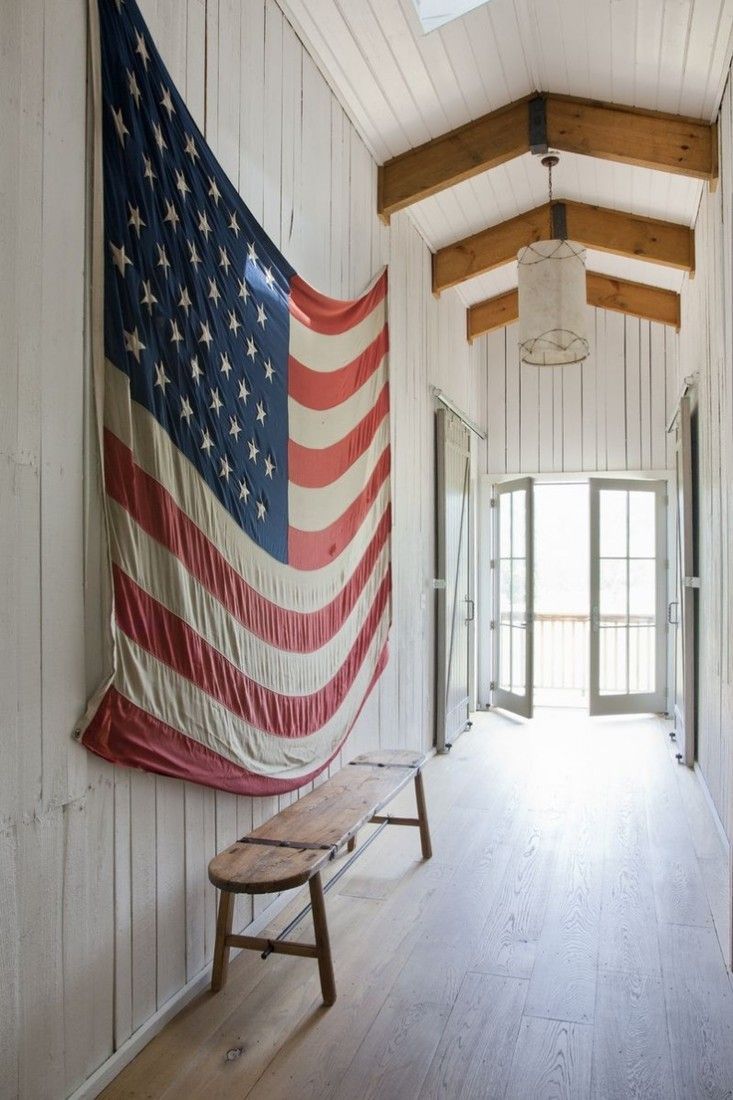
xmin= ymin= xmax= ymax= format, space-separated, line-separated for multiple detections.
xmin=589 ymin=479 xmax=667 ymax=716
xmin=492 ymin=477 xmax=534 ymax=718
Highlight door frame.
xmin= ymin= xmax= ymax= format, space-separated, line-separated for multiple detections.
xmin=491 ymin=476 xmax=535 ymax=719
xmin=589 ymin=477 xmax=669 ymax=716
xmin=479 ymin=469 xmax=675 ymax=717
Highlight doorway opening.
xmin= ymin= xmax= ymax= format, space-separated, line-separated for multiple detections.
xmin=490 ymin=476 xmax=668 ymax=719
xmin=534 ymin=483 xmax=589 ymax=708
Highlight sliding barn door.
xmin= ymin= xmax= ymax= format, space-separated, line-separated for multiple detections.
xmin=435 ymin=409 xmax=472 ymax=752
xmin=589 ymin=479 xmax=667 ymax=716
xmin=673 ymin=395 xmax=697 ymax=765
xmin=492 ymin=477 xmax=534 ymax=719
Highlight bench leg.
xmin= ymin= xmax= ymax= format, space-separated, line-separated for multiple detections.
xmin=347 ymin=835 xmax=357 ymax=853
xmin=414 ymin=770 xmax=433 ymax=860
xmin=211 ymin=890 xmax=234 ymax=993
xmin=309 ymin=872 xmax=336 ymax=1006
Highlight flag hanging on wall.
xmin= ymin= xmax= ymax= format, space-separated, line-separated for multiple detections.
xmin=79 ymin=0 xmax=391 ymax=795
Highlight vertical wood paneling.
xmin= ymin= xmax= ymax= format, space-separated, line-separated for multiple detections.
xmin=475 ymin=311 xmax=677 ymax=477
xmin=1 ymin=1 xmax=490 ymax=1094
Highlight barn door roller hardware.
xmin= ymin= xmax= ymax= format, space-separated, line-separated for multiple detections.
xmin=431 ymin=386 xmax=486 ymax=439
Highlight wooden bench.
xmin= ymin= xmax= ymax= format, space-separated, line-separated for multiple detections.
xmin=208 ymin=749 xmax=432 ymax=1005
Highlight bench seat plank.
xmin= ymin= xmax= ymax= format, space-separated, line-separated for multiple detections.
xmin=350 ymin=750 xmax=427 ymax=768
xmin=209 ymin=759 xmax=422 ymax=893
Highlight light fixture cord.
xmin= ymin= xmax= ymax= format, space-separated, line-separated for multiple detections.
xmin=547 ymin=159 xmax=553 ymax=237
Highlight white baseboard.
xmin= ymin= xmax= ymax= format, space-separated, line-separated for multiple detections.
xmin=694 ymin=762 xmax=731 ymax=854
xmin=67 ymin=885 xmax=303 ymax=1100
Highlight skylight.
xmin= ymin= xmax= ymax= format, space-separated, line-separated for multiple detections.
xmin=411 ymin=0 xmax=491 ymax=33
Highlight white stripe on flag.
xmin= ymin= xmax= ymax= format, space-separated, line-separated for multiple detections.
xmin=289 ymin=301 xmax=386 ymax=373
xmin=115 ymin=607 xmax=390 ymax=777
xmin=288 ymin=357 xmax=387 ymax=449
xmin=108 ymin=499 xmax=390 ymax=695
xmin=289 ymin=423 xmax=390 ymax=532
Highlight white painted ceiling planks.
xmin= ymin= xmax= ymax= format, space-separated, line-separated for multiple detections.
xmin=280 ymin=0 xmax=733 ymax=299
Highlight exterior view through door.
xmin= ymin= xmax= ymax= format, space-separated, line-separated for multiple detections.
xmin=490 ymin=476 xmax=669 ymax=718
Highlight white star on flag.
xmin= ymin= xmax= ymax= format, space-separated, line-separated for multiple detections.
xmin=134 ymin=28 xmax=150 ymax=68
xmin=111 ymin=106 xmax=129 ymax=144
xmin=154 ymin=361 xmax=170 ymax=391
xmin=110 ymin=241 xmax=132 ymax=276
xmin=160 ymin=85 xmax=175 ymax=118
xmin=127 ymin=69 xmax=142 ymax=107
xmin=128 ymin=203 xmax=145 ymax=235
xmin=123 ymin=326 xmax=145 ymax=362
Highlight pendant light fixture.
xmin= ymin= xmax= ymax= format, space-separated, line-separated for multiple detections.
xmin=517 ymin=155 xmax=589 ymax=366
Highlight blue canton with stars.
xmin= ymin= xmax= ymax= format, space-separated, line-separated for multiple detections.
xmin=100 ymin=0 xmax=295 ymax=561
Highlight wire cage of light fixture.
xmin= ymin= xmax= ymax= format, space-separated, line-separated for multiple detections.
xmin=517 ymin=155 xmax=590 ymax=367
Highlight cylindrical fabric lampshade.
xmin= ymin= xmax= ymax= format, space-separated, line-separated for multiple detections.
xmin=517 ymin=240 xmax=590 ymax=366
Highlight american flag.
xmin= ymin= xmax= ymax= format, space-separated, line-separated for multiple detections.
xmin=79 ymin=0 xmax=391 ymax=795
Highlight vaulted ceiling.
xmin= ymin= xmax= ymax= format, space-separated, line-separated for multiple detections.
xmin=281 ymin=0 xmax=733 ymax=328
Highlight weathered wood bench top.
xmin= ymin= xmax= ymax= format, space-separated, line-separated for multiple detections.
xmin=209 ymin=749 xmax=426 ymax=894
xmin=207 ymin=748 xmax=432 ymax=1006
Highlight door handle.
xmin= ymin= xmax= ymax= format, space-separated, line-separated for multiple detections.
xmin=668 ymin=600 xmax=679 ymax=625
xmin=464 ymin=597 xmax=475 ymax=623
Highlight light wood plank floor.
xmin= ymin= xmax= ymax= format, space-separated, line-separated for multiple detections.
xmin=103 ymin=710 xmax=733 ymax=1099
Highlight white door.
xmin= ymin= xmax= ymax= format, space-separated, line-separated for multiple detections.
xmin=589 ymin=479 xmax=667 ymax=716
xmin=435 ymin=409 xmax=472 ymax=752
xmin=492 ymin=477 xmax=534 ymax=719
xmin=673 ymin=395 xmax=697 ymax=765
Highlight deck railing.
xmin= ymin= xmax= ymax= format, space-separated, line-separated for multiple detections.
xmin=533 ymin=613 xmax=655 ymax=698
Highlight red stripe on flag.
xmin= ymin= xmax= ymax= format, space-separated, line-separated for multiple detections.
xmin=289 ymin=270 xmax=387 ymax=335
xmin=80 ymin=641 xmax=388 ymax=796
xmin=113 ymin=564 xmax=391 ymax=737
xmin=288 ymin=447 xmax=391 ymax=570
xmin=105 ymin=429 xmax=390 ymax=649
xmin=288 ymin=326 xmax=388 ymax=410
xmin=289 ymin=384 xmax=390 ymax=489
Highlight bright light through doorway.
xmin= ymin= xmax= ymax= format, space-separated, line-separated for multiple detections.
xmin=534 ymin=483 xmax=590 ymax=709
xmin=411 ymin=0 xmax=492 ymax=33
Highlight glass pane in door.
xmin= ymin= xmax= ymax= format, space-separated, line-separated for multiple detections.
xmin=493 ymin=479 xmax=533 ymax=718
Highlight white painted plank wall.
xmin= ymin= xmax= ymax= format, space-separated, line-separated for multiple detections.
xmin=476 ymin=312 xmax=678 ymax=477
xmin=0 ymin=1 xmax=484 ymax=1096
xmin=677 ymin=73 xmax=733 ymax=838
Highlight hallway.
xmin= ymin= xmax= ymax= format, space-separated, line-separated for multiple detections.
xmin=104 ymin=710 xmax=733 ymax=1099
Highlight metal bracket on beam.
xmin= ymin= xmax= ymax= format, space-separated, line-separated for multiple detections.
xmin=551 ymin=201 xmax=567 ymax=239
xmin=529 ymin=96 xmax=548 ymax=155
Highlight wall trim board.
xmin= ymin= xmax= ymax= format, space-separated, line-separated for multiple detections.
xmin=484 ymin=469 xmax=674 ymax=483
xmin=695 ymin=762 xmax=732 ymax=855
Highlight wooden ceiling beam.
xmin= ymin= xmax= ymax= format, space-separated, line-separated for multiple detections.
xmin=466 ymin=272 xmax=681 ymax=342
xmin=433 ymin=200 xmax=694 ymax=293
xmin=377 ymin=98 xmax=530 ymax=222
xmin=377 ymin=93 xmax=717 ymax=221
